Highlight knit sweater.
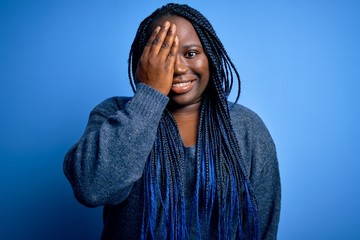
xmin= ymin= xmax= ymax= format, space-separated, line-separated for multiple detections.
xmin=63 ymin=83 xmax=281 ymax=239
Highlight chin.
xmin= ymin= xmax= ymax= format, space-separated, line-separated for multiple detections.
xmin=168 ymin=94 xmax=201 ymax=108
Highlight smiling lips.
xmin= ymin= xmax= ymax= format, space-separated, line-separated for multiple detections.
xmin=171 ymin=80 xmax=196 ymax=94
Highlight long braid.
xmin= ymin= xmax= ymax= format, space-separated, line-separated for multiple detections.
xmin=129 ymin=3 xmax=260 ymax=239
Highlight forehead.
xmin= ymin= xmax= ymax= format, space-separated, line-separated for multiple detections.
xmin=152 ymin=16 xmax=202 ymax=45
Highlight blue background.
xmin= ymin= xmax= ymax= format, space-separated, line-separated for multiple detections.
xmin=1 ymin=0 xmax=359 ymax=239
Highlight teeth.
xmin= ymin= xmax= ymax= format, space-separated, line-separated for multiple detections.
xmin=172 ymin=81 xmax=192 ymax=87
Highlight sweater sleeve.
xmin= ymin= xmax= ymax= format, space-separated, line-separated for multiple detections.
xmin=230 ymin=105 xmax=281 ymax=239
xmin=63 ymin=83 xmax=169 ymax=207
xmin=250 ymin=128 xmax=280 ymax=240
xmin=247 ymin=114 xmax=281 ymax=240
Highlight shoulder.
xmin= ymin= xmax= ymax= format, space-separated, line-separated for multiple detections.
xmin=228 ymin=102 xmax=277 ymax=177
xmin=229 ymin=103 xmax=259 ymax=122
xmin=229 ymin=103 xmax=271 ymax=139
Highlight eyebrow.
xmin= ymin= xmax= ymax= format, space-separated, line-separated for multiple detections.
xmin=182 ymin=44 xmax=203 ymax=49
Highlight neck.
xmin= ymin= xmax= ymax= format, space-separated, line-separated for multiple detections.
xmin=168 ymin=101 xmax=202 ymax=147
xmin=168 ymin=100 xmax=201 ymax=114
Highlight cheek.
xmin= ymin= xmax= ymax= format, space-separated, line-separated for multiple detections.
xmin=194 ymin=57 xmax=210 ymax=78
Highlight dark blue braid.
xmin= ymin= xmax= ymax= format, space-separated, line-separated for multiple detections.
xmin=129 ymin=3 xmax=260 ymax=239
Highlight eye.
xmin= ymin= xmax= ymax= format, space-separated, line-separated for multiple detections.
xmin=185 ymin=50 xmax=198 ymax=58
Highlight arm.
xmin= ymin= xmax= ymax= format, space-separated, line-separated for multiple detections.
xmin=63 ymin=84 xmax=168 ymax=207
xmin=247 ymin=115 xmax=281 ymax=239
xmin=230 ymin=105 xmax=281 ymax=239
xmin=64 ymin=21 xmax=179 ymax=208
xmin=251 ymin=137 xmax=281 ymax=240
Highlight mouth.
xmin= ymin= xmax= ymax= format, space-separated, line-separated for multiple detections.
xmin=171 ymin=80 xmax=196 ymax=94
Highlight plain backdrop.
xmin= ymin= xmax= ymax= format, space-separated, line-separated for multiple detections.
xmin=1 ymin=0 xmax=359 ymax=239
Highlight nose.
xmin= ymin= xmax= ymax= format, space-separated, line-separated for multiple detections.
xmin=174 ymin=55 xmax=188 ymax=75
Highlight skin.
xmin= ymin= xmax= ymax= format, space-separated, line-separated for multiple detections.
xmin=135 ymin=16 xmax=210 ymax=146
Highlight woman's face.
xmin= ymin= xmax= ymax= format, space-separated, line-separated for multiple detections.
xmin=151 ymin=16 xmax=210 ymax=109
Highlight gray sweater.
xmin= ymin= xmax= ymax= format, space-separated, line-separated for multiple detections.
xmin=64 ymin=83 xmax=281 ymax=239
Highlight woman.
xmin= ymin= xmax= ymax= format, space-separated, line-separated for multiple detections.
xmin=64 ymin=3 xmax=281 ymax=239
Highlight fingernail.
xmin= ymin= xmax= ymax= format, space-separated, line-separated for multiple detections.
xmin=154 ymin=26 xmax=160 ymax=33
xmin=170 ymin=24 xmax=176 ymax=32
xmin=164 ymin=21 xmax=170 ymax=28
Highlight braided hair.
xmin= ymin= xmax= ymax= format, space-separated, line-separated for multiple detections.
xmin=128 ymin=3 xmax=260 ymax=239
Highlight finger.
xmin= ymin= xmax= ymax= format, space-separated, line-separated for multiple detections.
xmin=149 ymin=21 xmax=171 ymax=55
xmin=167 ymin=35 xmax=179 ymax=64
xmin=143 ymin=26 xmax=160 ymax=56
xmin=158 ymin=23 xmax=177 ymax=58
